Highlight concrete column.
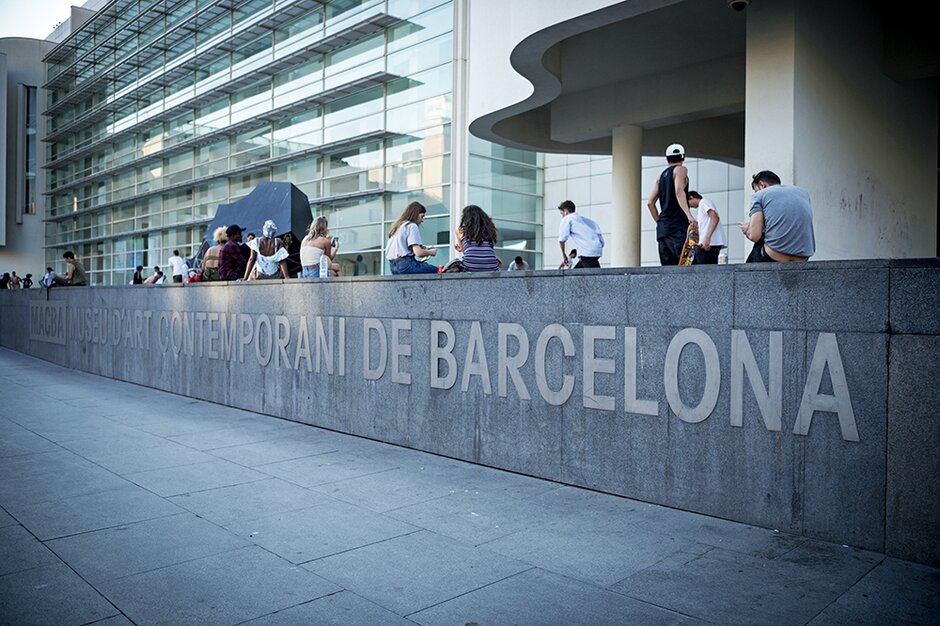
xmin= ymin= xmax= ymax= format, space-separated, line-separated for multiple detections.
xmin=610 ymin=125 xmax=642 ymax=267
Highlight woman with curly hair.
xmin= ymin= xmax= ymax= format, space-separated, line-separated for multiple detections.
xmin=455 ymin=205 xmax=501 ymax=272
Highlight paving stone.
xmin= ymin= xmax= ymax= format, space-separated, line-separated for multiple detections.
xmin=0 ymin=562 xmax=119 ymax=625
xmin=0 ymin=463 xmax=132 ymax=510
xmin=0 ymin=524 xmax=61 ymax=575
xmin=168 ymin=422 xmax=309 ymax=451
xmin=83 ymin=442 xmax=218 ymax=475
xmin=807 ymin=557 xmax=940 ymax=625
xmin=227 ymin=500 xmax=417 ymax=564
xmin=258 ymin=452 xmax=398 ymax=487
xmin=11 ymin=484 xmax=183 ymax=540
xmin=242 ymin=590 xmax=414 ymax=625
xmin=124 ymin=459 xmax=269 ymax=497
xmin=99 ymin=546 xmax=340 ymax=626
xmin=304 ymin=530 xmax=529 ymax=615
xmin=46 ymin=513 xmax=250 ymax=585
xmin=168 ymin=478 xmax=331 ymax=526
xmin=411 ymin=567 xmax=688 ymax=625
xmin=206 ymin=430 xmax=343 ymax=466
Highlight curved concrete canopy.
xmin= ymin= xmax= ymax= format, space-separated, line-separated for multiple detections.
xmin=469 ymin=0 xmax=747 ymax=164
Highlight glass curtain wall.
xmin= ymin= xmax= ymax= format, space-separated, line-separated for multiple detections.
xmin=43 ymin=0 xmax=463 ymax=284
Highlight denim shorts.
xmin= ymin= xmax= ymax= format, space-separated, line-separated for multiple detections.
xmin=389 ymin=255 xmax=438 ymax=274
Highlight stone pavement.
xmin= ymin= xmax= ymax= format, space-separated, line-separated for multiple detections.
xmin=1 ymin=348 xmax=937 ymax=626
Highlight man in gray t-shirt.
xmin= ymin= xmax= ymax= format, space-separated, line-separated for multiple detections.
xmin=739 ymin=170 xmax=815 ymax=262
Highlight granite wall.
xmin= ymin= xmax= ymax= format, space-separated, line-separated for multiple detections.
xmin=2 ymin=259 xmax=937 ymax=566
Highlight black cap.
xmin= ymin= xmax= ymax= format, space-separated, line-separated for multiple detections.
xmin=226 ymin=224 xmax=244 ymax=237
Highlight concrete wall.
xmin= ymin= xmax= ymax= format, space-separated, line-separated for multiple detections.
xmin=2 ymin=261 xmax=938 ymax=566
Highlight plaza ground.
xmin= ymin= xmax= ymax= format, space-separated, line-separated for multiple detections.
xmin=1 ymin=347 xmax=937 ymax=625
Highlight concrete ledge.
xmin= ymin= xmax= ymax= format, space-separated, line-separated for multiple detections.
xmin=2 ymin=259 xmax=937 ymax=565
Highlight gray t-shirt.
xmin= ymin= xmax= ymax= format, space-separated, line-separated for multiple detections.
xmin=749 ymin=185 xmax=815 ymax=257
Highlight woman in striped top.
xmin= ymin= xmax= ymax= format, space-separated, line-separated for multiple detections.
xmin=455 ymin=205 xmax=501 ymax=272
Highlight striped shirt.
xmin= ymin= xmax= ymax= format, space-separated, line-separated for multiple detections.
xmin=461 ymin=238 xmax=499 ymax=272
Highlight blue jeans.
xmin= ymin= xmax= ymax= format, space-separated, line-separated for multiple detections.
xmin=301 ymin=265 xmax=320 ymax=278
xmin=389 ymin=255 xmax=438 ymax=274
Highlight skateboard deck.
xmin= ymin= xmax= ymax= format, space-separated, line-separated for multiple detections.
xmin=678 ymin=221 xmax=699 ymax=266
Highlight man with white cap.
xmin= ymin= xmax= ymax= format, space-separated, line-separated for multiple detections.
xmin=647 ymin=143 xmax=695 ymax=265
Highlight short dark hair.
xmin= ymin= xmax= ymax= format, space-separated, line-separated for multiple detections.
xmin=666 ymin=154 xmax=685 ymax=164
xmin=688 ymin=191 xmax=702 ymax=200
xmin=173 ymin=250 xmax=179 ymax=256
xmin=752 ymin=170 xmax=781 ymax=188
xmin=514 ymin=256 xmax=523 ymax=264
xmin=558 ymin=200 xmax=576 ymax=212
xmin=136 ymin=265 xmax=143 ymax=271
xmin=63 ymin=251 xmax=75 ymax=259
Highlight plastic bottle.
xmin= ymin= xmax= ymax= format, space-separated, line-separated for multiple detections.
xmin=319 ymin=259 xmax=330 ymax=278
xmin=718 ymin=249 xmax=728 ymax=265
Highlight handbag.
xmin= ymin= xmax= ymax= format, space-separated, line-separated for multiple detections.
xmin=440 ymin=258 xmax=467 ymax=273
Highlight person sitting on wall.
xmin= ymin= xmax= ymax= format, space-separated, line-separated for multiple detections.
xmin=244 ymin=220 xmax=289 ymax=280
xmin=52 ymin=251 xmax=88 ymax=287
xmin=22 ymin=273 xmax=33 ymax=289
xmin=0 ymin=273 xmax=9 ymax=289
xmin=42 ymin=267 xmax=56 ymax=288
xmin=454 ymin=205 xmax=501 ymax=272
xmin=300 ymin=216 xmax=341 ymax=278
xmin=508 ymin=256 xmax=530 ymax=271
xmin=386 ymin=201 xmax=439 ymax=274
xmin=218 ymin=225 xmax=247 ymax=281
xmin=132 ymin=266 xmax=144 ymax=285
xmin=739 ymin=170 xmax=816 ymax=262
xmin=202 ymin=227 xmax=227 ymax=281
xmin=9 ymin=272 xmax=21 ymax=288
xmin=143 ymin=266 xmax=162 ymax=285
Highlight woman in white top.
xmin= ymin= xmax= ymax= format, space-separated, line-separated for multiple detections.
xmin=300 ymin=216 xmax=341 ymax=278
xmin=244 ymin=220 xmax=289 ymax=280
xmin=385 ymin=202 xmax=438 ymax=274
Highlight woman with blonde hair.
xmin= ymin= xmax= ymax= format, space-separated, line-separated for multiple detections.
xmin=300 ymin=216 xmax=341 ymax=278
xmin=201 ymin=226 xmax=228 ymax=281
xmin=385 ymin=201 xmax=438 ymax=274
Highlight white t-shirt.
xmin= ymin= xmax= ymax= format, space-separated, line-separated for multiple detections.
xmin=508 ymin=260 xmax=530 ymax=271
xmin=558 ymin=213 xmax=604 ymax=258
xmin=696 ymin=198 xmax=725 ymax=247
xmin=167 ymin=255 xmax=186 ymax=277
xmin=386 ymin=222 xmax=423 ymax=259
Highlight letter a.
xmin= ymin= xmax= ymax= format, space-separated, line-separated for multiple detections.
xmin=794 ymin=333 xmax=860 ymax=442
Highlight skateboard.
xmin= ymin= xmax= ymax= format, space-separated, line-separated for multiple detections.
xmin=678 ymin=221 xmax=699 ymax=266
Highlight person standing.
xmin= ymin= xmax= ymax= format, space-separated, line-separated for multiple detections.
xmin=557 ymin=201 xmax=604 ymax=269
xmin=386 ymin=202 xmax=439 ymax=274
xmin=647 ymin=143 xmax=695 ymax=265
xmin=688 ymin=191 xmax=726 ymax=264
xmin=167 ymin=250 xmax=186 ymax=283
xmin=218 ymin=225 xmax=248 ymax=280
xmin=52 ymin=251 xmax=88 ymax=286
xmin=739 ymin=170 xmax=815 ymax=262
xmin=133 ymin=266 xmax=144 ymax=284
xmin=9 ymin=272 xmax=21 ymax=288
xmin=22 ymin=273 xmax=33 ymax=288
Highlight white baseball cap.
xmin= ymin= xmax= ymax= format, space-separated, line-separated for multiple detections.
xmin=665 ymin=143 xmax=685 ymax=158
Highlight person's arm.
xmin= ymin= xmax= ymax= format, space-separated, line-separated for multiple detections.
xmin=279 ymin=260 xmax=289 ymax=279
xmin=558 ymin=241 xmax=568 ymax=268
xmin=326 ymin=237 xmax=338 ymax=260
xmin=739 ymin=210 xmax=764 ymax=243
xmin=673 ymin=165 xmax=694 ymax=223
xmin=646 ymin=179 xmax=661 ymax=223
xmin=453 ymin=229 xmax=464 ymax=253
xmin=701 ymin=208 xmax=720 ymax=251
xmin=243 ymin=249 xmax=257 ymax=279
xmin=558 ymin=218 xmax=570 ymax=266
xmin=411 ymin=244 xmax=436 ymax=258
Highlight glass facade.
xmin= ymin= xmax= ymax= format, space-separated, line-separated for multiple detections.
xmin=42 ymin=0 xmax=544 ymax=284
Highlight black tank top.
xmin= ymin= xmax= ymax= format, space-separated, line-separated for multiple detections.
xmin=657 ymin=165 xmax=688 ymax=238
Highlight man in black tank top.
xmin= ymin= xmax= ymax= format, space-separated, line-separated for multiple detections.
xmin=647 ymin=143 xmax=695 ymax=265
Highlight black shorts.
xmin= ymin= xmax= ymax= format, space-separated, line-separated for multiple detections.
xmin=657 ymin=230 xmax=687 ymax=266
xmin=173 ymin=275 xmax=183 ymax=283
xmin=574 ymin=256 xmax=600 ymax=269
xmin=693 ymin=245 xmax=723 ymax=265
xmin=746 ymin=240 xmax=777 ymax=263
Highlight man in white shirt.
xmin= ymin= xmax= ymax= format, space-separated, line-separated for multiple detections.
xmin=508 ymin=256 xmax=530 ymax=271
xmin=167 ymin=250 xmax=187 ymax=283
xmin=557 ymin=200 xmax=605 ymax=269
xmin=688 ymin=191 xmax=726 ymax=264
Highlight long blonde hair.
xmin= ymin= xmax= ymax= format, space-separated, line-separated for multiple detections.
xmin=388 ymin=202 xmax=426 ymax=238
xmin=305 ymin=216 xmax=329 ymax=240
xmin=213 ymin=226 xmax=228 ymax=244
